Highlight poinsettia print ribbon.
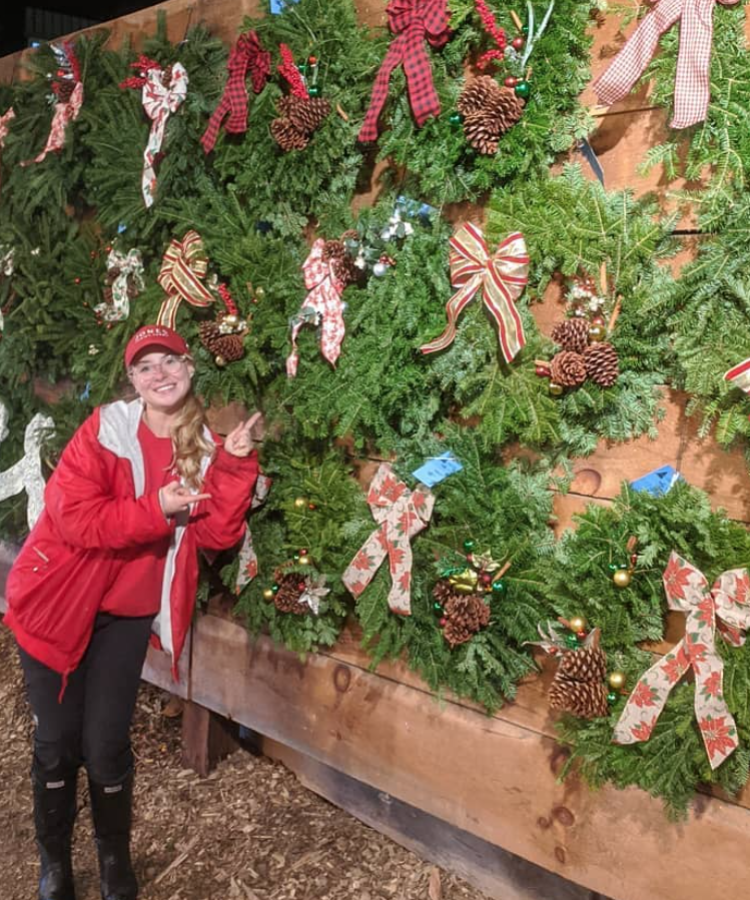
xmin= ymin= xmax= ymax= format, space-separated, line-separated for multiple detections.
xmin=0 ymin=107 xmax=15 ymax=149
xmin=234 ymin=473 xmax=273 ymax=594
xmin=358 ymin=0 xmax=450 ymax=142
xmin=342 ymin=463 xmax=435 ymax=615
xmin=95 ymin=248 xmax=145 ymax=322
xmin=593 ymin=0 xmax=739 ymax=129
xmin=140 ymin=63 xmax=188 ymax=207
xmin=613 ymin=552 xmax=750 ymax=769
xmin=201 ymin=31 xmax=270 ymax=154
xmin=420 ymin=223 xmax=529 ymax=362
xmin=286 ymin=239 xmax=347 ymax=378
xmin=156 ymin=230 xmax=215 ymax=328
xmin=21 ymin=82 xmax=83 ymax=166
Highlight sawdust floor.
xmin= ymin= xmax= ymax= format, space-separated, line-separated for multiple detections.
xmin=0 ymin=622 xmax=491 ymax=900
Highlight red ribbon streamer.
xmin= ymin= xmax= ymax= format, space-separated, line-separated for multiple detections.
xmin=358 ymin=0 xmax=450 ymax=142
xmin=593 ymin=0 xmax=739 ymax=129
xmin=201 ymin=32 xmax=270 ymax=154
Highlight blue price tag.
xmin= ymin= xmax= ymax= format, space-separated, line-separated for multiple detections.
xmin=395 ymin=195 xmax=437 ymax=222
xmin=412 ymin=452 xmax=463 ymax=487
xmin=270 ymin=0 xmax=299 ymax=12
xmin=630 ymin=465 xmax=683 ymax=496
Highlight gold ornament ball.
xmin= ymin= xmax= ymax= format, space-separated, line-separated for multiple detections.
xmin=608 ymin=671 xmax=627 ymax=690
xmin=215 ymin=354 xmax=227 ymax=367
xmin=298 ymin=554 xmax=311 ymax=566
xmin=223 ymin=314 xmax=239 ymax=327
xmin=549 ymin=382 xmax=564 ymax=397
xmin=613 ymin=568 xmax=632 ymax=588
xmin=255 ymin=286 xmax=265 ymax=299
xmin=569 ymin=615 xmax=587 ymax=634
xmin=262 ymin=588 xmax=274 ymax=600
xmin=294 ymin=497 xmax=307 ymax=508
xmin=588 ymin=324 xmax=606 ymax=343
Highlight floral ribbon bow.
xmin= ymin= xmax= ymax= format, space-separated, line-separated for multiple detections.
xmin=94 ymin=248 xmax=145 ymax=322
xmin=342 ymin=463 xmax=435 ymax=616
xmin=613 ymin=552 xmax=750 ymax=769
xmin=593 ymin=0 xmax=739 ymax=129
xmin=140 ymin=63 xmax=188 ymax=207
xmin=234 ymin=473 xmax=273 ymax=594
xmin=156 ymin=230 xmax=215 ymax=329
xmin=201 ymin=31 xmax=270 ymax=154
xmin=0 ymin=107 xmax=15 ymax=149
xmin=21 ymin=82 xmax=83 ymax=166
xmin=286 ymin=239 xmax=347 ymax=378
xmin=358 ymin=0 xmax=450 ymax=142
xmin=420 ymin=223 xmax=529 ymax=362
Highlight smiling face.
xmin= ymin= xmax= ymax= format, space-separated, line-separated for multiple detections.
xmin=128 ymin=347 xmax=194 ymax=414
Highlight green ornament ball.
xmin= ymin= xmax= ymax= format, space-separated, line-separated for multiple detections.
xmin=607 ymin=692 xmax=618 ymax=704
xmin=608 ymin=563 xmax=618 ymax=572
xmin=271 ymin=583 xmax=280 ymax=594
xmin=463 ymin=539 xmax=475 ymax=552
xmin=308 ymin=85 xmax=321 ymax=97
xmin=449 ymin=111 xmax=464 ymax=126
xmin=491 ymin=580 xmax=506 ymax=595
xmin=565 ymin=634 xmax=579 ymax=649
xmin=433 ymin=602 xmax=444 ymax=613
xmin=522 ymin=24 xmax=529 ymax=34
xmin=514 ymin=81 xmax=531 ymax=100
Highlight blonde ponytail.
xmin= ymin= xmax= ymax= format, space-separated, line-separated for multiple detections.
xmin=170 ymin=392 xmax=214 ymax=489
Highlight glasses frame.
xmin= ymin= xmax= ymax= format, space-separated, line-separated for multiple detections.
xmin=128 ymin=353 xmax=191 ymax=381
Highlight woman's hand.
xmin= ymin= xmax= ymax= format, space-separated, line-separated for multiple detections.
xmin=159 ymin=482 xmax=212 ymax=517
xmin=224 ymin=412 xmax=262 ymax=458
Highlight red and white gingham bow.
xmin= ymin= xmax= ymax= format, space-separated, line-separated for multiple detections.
xmin=358 ymin=0 xmax=450 ymax=142
xmin=594 ymin=0 xmax=740 ymax=129
xmin=286 ymin=239 xmax=347 ymax=378
xmin=141 ymin=63 xmax=188 ymax=207
xmin=21 ymin=82 xmax=83 ymax=166
xmin=342 ymin=463 xmax=435 ymax=615
xmin=613 ymin=552 xmax=750 ymax=769
xmin=201 ymin=32 xmax=270 ymax=154
xmin=420 ymin=223 xmax=529 ymax=362
xmin=0 ymin=107 xmax=15 ymax=149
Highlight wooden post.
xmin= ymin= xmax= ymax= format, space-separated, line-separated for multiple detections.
xmin=180 ymin=699 xmax=240 ymax=777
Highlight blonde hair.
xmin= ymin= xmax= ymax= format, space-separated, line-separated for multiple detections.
xmin=170 ymin=392 xmax=214 ymax=489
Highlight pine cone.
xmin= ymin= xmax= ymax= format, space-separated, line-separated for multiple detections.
xmin=198 ymin=318 xmax=245 ymax=363
xmin=556 ymin=646 xmax=608 ymax=683
xmin=550 ymin=351 xmax=587 ymax=388
xmin=288 ymin=96 xmax=331 ymax=135
xmin=549 ymin=679 xmax=610 ymax=718
xmin=584 ymin=342 xmax=619 ymax=387
xmin=270 ymin=117 xmax=309 ymax=151
xmin=551 ymin=318 xmax=590 ymax=354
xmin=432 ymin=579 xmax=455 ymax=605
xmin=459 ymin=78 xmax=525 ymax=155
xmin=57 ymin=80 xmax=76 ymax=102
xmin=442 ymin=593 xmax=491 ymax=648
xmin=273 ymin=573 xmax=310 ymax=615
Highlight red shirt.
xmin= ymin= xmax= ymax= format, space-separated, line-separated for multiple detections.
xmin=99 ymin=420 xmax=175 ymax=617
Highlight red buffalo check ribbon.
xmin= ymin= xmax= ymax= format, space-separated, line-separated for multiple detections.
xmin=594 ymin=0 xmax=739 ymax=129
xmin=613 ymin=552 xmax=750 ymax=769
xmin=21 ymin=82 xmax=83 ymax=166
xmin=286 ymin=239 xmax=347 ymax=378
xmin=342 ymin=463 xmax=435 ymax=615
xmin=201 ymin=31 xmax=270 ymax=154
xmin=420 ymin=223 xmax=529 ymax=362
xmin=156 ymin=230 xmax=216 ymax=328
xmin=358 ymin=0 xmax=450 ymax=142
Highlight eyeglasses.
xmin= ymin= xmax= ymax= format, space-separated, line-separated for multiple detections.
xmin=130 ymin=354 xmax=188 ymax=380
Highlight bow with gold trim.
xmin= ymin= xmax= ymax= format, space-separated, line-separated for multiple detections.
xmin=156 ymin=231 xmax=216 ymax=329
xmin=613 ymin=552 xmax=750 ymax=769
xmin=420 ymin=224 xmax=529 ymax=362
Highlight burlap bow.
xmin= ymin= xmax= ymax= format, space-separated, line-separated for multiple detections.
xmin=21 ymin=82 xmax=83 ymax=166
xmin=201 ymin=31 xmax=270 ymax=154
xmin=95 ymin=248 xmax=145 ymax=322
xmin=613 ymin=552 xmax=750 ymax=768
xmin=286 ymin=239 xmax=347 ymax=378
xmin=593 ymin=0 xmax=739 ymax=129
xmin=358 ymin=0 xmax=450 ymax=142
xmin=141 ymin=63 xmax=188 ymax=207
xmin=156 ymin=230 xmax=215 ymax=328
xmin=420 ymin=223 xmax=529 ymax=362
xmin=342 ymin=463 xmax=435 ymax=615
xmin=0 ymin=107 xmax=15 ymax=149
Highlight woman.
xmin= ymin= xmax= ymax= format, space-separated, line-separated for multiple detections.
xmin=4 ymin=324 xmax=260 ymax=900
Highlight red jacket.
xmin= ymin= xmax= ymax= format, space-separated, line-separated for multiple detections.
xmin=4 ymin=399 xmax=258 ymax=690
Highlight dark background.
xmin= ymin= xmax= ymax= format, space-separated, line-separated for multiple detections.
xmin=1 ymin=2 xmax=160 ymax=56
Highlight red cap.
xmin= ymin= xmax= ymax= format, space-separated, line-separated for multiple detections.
xmin=124 ymin=325 xmax=189 ymax=367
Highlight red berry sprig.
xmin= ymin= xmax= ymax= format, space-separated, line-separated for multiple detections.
xmin=474 ymin=0 xmax=507 ymax=70
xmin=217 ymin=283 xmax=239 ymax=316
xmin=277 ymin=44 xmax=309 ymax=99
xmin=119 ymin=54 xmax=162 ymax=91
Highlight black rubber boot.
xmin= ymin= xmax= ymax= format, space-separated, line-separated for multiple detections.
xmin=32 ymin=766 xmax=77 ymax=900
xmin=88 ymin=771 xmax=138 ymax=900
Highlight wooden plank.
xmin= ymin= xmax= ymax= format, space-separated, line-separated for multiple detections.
xmin=141 ymin=627 xmax=191 ymax=699
xmin=188 ymin=612 xmax=750 ymax=900
xmin=180 ymin=698 xmax=240 ymax=777
xmin=262 ymin=737 xmax=601 ymax=900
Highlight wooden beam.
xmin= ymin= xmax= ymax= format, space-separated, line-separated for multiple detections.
xmin=180 ymin=698 xmax=240 ymax=777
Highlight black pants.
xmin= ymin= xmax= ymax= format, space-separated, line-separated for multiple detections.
xmin=18 ymin=612 xmax=154 ymax=785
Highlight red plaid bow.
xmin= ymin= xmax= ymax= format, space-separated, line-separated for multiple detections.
xmin=594 ymin=0 xmax=739 ymax=129
xmin=201 ymin=31 xmax=271 ymax=154
xmin=358 ymin=0 xmax=450 ymax=142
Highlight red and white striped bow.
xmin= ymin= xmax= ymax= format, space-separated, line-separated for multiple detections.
xmin=420 ymin=223 xmax=529 ymax=363
xmin=594 ymin=0 xmax=740 ymax=129
xmin=156 ymin=230 xmax=215 ymax=329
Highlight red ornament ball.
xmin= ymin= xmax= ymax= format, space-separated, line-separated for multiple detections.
xmin=74 ymin=277 xmax=81 ymax=284
xmin=511 ymin=36 xmax=524 ymax=50
xmin=504 ymin=76 xmax=518 ymax=88
xmin=439 ymin=618 xmax=447 ymax=627
xmin=535 ymin=365 xmax=551 ymax=378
